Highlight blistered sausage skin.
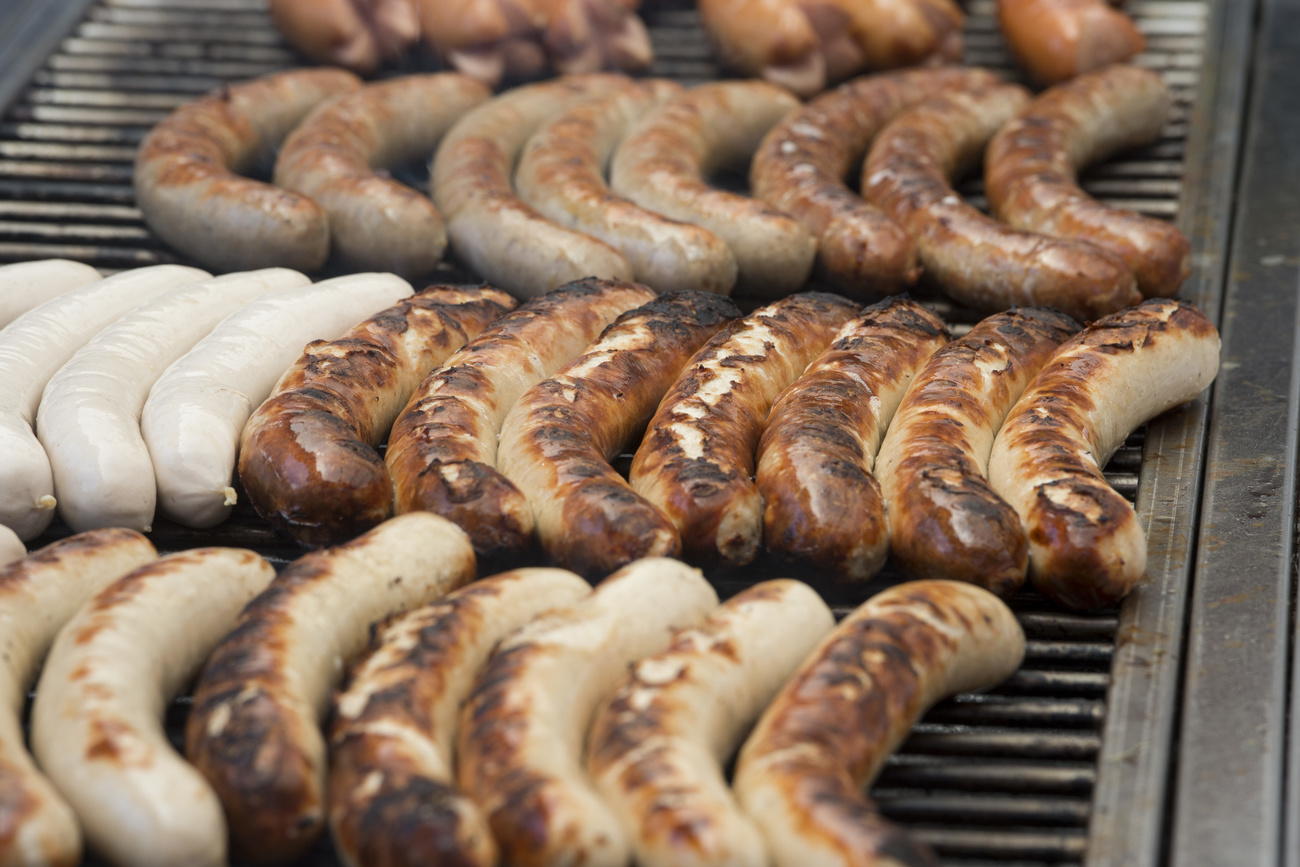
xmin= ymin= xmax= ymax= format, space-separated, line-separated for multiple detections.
xmin=275 ymin=74 xmax=491 ymax=277
xmin=988 ymin=299 xmax=1219 ymax=610
xmin=387 ymin=279 xmax=655 ymax=558
xmin=734 ymin=580 xmax=1026 ymax=867
xmin=587 ymin=580 xmax=833 ymax=867
xmin=757 ymin=297 xmax=950 ymax=582
xmin=629 ymin=292 xmax=860 ymax=568
xmin=875 ymin=308 xmax=1079 ymax=596
xmin=863 ymin=84 xmax=1142 ymax=320
xmin=609 ymin=81 xmax=816 ymax=297
xmin=516 ymin=80 xmax=740 ymax=295
xmin=238 ymin=283 xmax=512 ymax=548
xmin=751 ymin=67 xmax=1000 ymax=296
xmin=134 ymin=69 xmax=363 ymax=272
xmin=268 ymin=0 xmax=419 ymax=72
xmin=498 ymin=292 xmax=740 ymax=577
xmin=998 ymin=0 xmax=1145 ymax=85
xmin=185 ymin=514 xmax=476 ymax=865
xmin=329 ymin=568 xmax=590 ymax=867
xmin=986 ymin=64 xmax=1189 ymax=298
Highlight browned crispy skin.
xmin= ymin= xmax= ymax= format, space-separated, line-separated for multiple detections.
xmin=998 ymin=0 xmax=1145 ymax=85
xmin=863 ymin=84 xmax=1142 ymax=320
xmin=269 ymin=0 xmax=419 ymax=72
xmin=498 ymin=292 xmax=740 ymax=577
xmin=751 ymin=67 xmax=1001 ymax=296
xmin=985 ymin=64 xmax=1189 ymax=298
xmin=757 ymin=296 xmax=950 ymax=581
xmin=238 ymin=286 xmax=515 ymax=548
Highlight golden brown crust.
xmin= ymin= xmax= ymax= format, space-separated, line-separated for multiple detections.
xmin=997 ymin=0 xmax=1145 ymax=85
xmin=863 ymin=84 xmax=1142 ymax=320
xmin=757 ymin=296 xmax=950 ymax=581
xmin=238 ymin=286 xmax=515 ymax=548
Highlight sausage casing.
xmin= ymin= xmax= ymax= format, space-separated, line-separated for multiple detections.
xmin=998 ymin=0 xmax=1145 ymax=85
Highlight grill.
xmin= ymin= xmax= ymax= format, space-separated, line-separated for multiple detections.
xmin=0 ymin=0 xmax=1264 ymax=864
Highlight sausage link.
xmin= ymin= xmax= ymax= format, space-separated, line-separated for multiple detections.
xmin=268 ymin=0 xmax=418 ymax=72
xmin=998 ymin=0 xmax=1145 ymax=85
xmin=0 ymin=260 xmax=101 ymax=330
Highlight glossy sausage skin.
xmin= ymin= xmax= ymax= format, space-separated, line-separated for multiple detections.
xmin=998 ymin=0 xmax=1145 ymax=85
xmin=268 ymin=0 xmax=418 ymax=72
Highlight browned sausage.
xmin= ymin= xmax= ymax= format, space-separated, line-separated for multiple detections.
xmin=238 ymin=284 xmax=515 ymax=548
xmin=268 ymin=0 xmax=419 ymax=72
xmin=998 ymin=0 xmax=1145 ymax=85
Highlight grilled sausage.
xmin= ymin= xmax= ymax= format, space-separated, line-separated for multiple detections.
xmin=0 ymin=260 xmax=101 ymax=329
xmin=497 ymin=292 xmax=740 ymax=576
xmin=750 ymin=67 xmax=1000 ymax=296
xmin=986 ymin=64 xmax=1188 ymax=298
xmin=274 ymin=74 xmax=491 ymax=277
xmin=0 ymin=530 xmax=156 ymax=867
xmin=32 ymin=548 xmax=276 ymax=867
xmin=268 ymin=0 xmax=419 ymax=72
xmin=516 ymin=80 xmax=741 ymax=296
xmin=238 ymin=282 xmax=513 ymax=548
xmin=134 ymin=69 xmax=363 ymax=272
xmin=387 ymin=279 xmax=655 ymax=558
xmin=757 ymin=296 xmax=950 ymax=581
xmin=431 ymin=75 xmax=637 ymax=298
xmin=458 ymin=557 xmax=718 ymax=867
xmin=186 ymin=513 xmax=476 ymax=865
xmin=629 ymin=292 xmax=860 ymax=567
xmin=874 ymin=308 xmax=1079 ymax=595
xmin=610 ymin=81 xmax=816 ymax=297
xmin=328 ymin=568 xmax=591 ymax=867
xmin=587 ymin=580 xmax=833 ymax=867
xmin=998 ymin=0 xmax=1145 ymax=85
xmin=988 ymin=299 xmax=1219 ymax=610
xmin=0 ymin=264 xmax=211 ymax=541
xmin=863 ymin=84 xmax=1142 ymax=320
xmin=733 ymin=580 xmax=1026 ymax=867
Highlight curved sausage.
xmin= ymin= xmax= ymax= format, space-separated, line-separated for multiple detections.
xmin=988 ymin=299 xmax=1219 ymax=610
xmin=134 ymin=69 xmax=363 ymax=272
xmin=756 ymin=296 xmax=950 ymax=581
xmin=32 ymin=548 xmax=276 ymax=867
xmin=387 ymin=278 xmax=655 ymax=558
xmin=998 ymin=0 xmax=1145 ymax=85
xmin=0 ymin=530 xmax=156 ymax=867
xmin=274 ymin=74 xmax=491 ymax=276
xmin=863 ymin=84 xmax=1142 ymax=320
xmin=0 ymin=260 xmax=101 ymax=329
xmin=185 ymin=513 xmax=476 ymax=865
xmin=874 ymin=308 xmax=1079 ymax=595
xmin=268 ymin=0 xmax=419 ymax=72
xmin=497 ymin=292 xmax=740 ymax=577
xmin=985 ymin=64 xmax=1189 ymax=298
xmin=457 ymin=557 xmax=718 ymax=867
xmin=629 ymin=292 xmax=860 ymax=567
xmin=609 ymin=81 xmax=816 ymax=297
xmin=238 ymin=282 xmax=513 ymax=548
xmin=750 ymin=67 xmax=1000 ymax=296
xmin=0 ymin=525 xmax=24 ymax=567
xmin=587 ymin=580 xmax=833 ymax=867
xmin=328 ymin=568 xmax=591 ymax=867
xmin=733 ymin=580 xmax=1026 ymax=867
xmin=516 ymin=80 xmax=741 ymax=296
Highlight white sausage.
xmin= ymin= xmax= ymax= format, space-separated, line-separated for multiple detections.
xmin=0 ymin=260 xmax=101 ymax=329
xmin=0 ymin=526 xmax=23 ymax=568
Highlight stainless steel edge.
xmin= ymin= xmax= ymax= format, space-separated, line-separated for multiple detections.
xmin=0 ymin=0 xmax=98 ymax=117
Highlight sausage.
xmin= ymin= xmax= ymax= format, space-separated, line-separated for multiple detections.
xmin=874 ymin=308 xmax=1078 ymax=595
xmin=998 ymin=0 xmax=1145 ymax=85
xmin=328 ymin=567 xmax=591 ymax=867
xmin=0 ymin=264 xmax=211 ymax=541
xmin=185 ymin=513 xmax=476 ymax=865
xmin=629 ymin=292 xmax=860 ymax=568
xmin=586 ymin=580 xmax=833 ymax=867
xmin=268 ymin=0 xmax=419 ymax=72
xmin=0 ymin=260 xmax=101 ymax=329
xmin=516 ymin=80 xmax=741 ymax=296
xmin=134 ymin=69 xmax=363 ymax=272
xmin=431 ymin=75 xmax=638 ymax=298
xmin=0 ymin=525 xmax=23 ymax=567
xmin=750 ymin=67 xmax=1001 ymax=296
xmin=143 ymin=272 xmax=420 ymax=530
xmin=274 ymin=74 xmax=492 ymax=277
xmin=497 ymin=292 xmax=740 ymax=577
xmin=756 ymin=296 xmax=950 ymax=581
xmin=458 ymin=556 xmax=718 ymax=867
xmin=37 ymin=269 xmax=308 ymax=535
xmin=733 ymin=579 xmax=1026 ymax=867
xmin=863 ymin=84 xmax=1143 ymax=320
xmin=387 ymin=278 xmax=655 ymax=558
xmin=985 ymin=64 xmax=1189 ymax=298
xmin=0 ymin=529 xmax=156 ymax=867
xmin=32 ymin=548 xmax=276 ymax=867
xmin=609 ymin=81 xmax=816 ymax=297
xmin=238 ymin=282 xmax=513 ymax=548
xmin=987 ymin=298 xmax=1219 ymax=610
